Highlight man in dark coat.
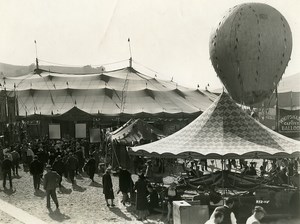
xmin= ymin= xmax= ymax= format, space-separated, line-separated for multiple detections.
xmin=30 ymin=155 xmax=44 ymax=190
xmin=11 ymin=148 xmax=20 ymax=176
xmin=66 ymin=152 xmax=78 ymax=185
xmin=36 ymin=146 xmax=48 ymax=168
xmin=2 ymin=155 xmax=13 ymax=189
xmin=48 ymin=151 xmax=56 ymax=166
xmin=52 ymin=155 xmax=64 ymax=188
xmin=134 ymin=174 xmax=149 ymax=221
xmin=102 ymin=168 xmax=115 ymax=207
xmin=119 ymin=167 xmax=133 ymax=205
xmin=84 ymin=155 xmax=96 ymax=182
xmin=75 ymin=147 xmax=85 ymax=174
xmin=44 ymin=165 xmax=60 ymax=209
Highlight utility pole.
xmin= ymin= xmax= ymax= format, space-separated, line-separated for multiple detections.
xmin=34 ymin=40 xmax=39 ymax=69
xmin=34 ymin=40 xmax=42 ymax=75
xmin=128 ymin=38 xmax=132 ymax=68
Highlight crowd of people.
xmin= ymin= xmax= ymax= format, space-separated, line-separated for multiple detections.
xmin=0 ymin=137 xmax=298 ymax=224
xmin=0 ymin=138 xmax=103 ymax=209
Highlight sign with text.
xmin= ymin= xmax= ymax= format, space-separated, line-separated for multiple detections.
xmin=75 ymin=123 xmax=86 ymax=138
xmin=279 ymin=109 xmax=300 ymax=134
xmin=49 ymin=124 xmax=61 ymax=139
xmin=90 ymin=128 xmax=101 ymax=143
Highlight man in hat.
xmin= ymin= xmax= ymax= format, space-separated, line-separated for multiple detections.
xmin=134 ymin=173 xmax=149 ymax=221
xmin=84 ymin=154 xmax=96 ymax=182
xmin=11 ymin=148 xmax=20 ymax=176
xmin=66 ymin=152 xmax=78 ymax=185
xmin=102 ymin=167 xmax=115 ymax=207
xmin=52 ymin=155 xmax=64 ymax=188
xmin=246 ymin=206 xmax=266 ymax=224
xmin=118 ymin=166 xmax=133 ymax=205
xmin=44 ymin=165 xmax=60 ymax=209
xmin=1 ymin=155 xmax=13 ymax=189
xmin=30 ymin=155 xmax=44 ymax=191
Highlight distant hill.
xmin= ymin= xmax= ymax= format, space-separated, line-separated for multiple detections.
xmin=0 ymin=62 xmax=105 ymax=77
xmin=213 ymin=73 xmax=300 ymax=94
xmin=277 ymin=73 xmax=300 ymax=92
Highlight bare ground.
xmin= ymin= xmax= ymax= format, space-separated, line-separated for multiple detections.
xmin=0 ymin=170 xmax=165 ymax=224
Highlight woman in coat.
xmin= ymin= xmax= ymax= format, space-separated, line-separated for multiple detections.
xmin=119 ymin=167 xmax=133 ymax=205
xmin=134 ymin=173 xmax=149 ymax=221
xmin=102 ymin=168 xmax=115 ymax=207
xmin=84 ymin=155 xmax=96 ymax=182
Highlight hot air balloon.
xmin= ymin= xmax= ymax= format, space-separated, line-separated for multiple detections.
xmin=209 ymin=3 xmax=292 ymax=106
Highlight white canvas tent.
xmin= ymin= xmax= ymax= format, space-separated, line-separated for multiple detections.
xmin=1 ymin=66 xmax=215 ymax=117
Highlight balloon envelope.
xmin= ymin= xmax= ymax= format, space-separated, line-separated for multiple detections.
xmin=209 ymin=3 xmax=292 ymax=106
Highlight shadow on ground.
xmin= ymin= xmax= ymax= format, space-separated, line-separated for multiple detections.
xmin=72 ymin=184 xmax=86 ymax=192
xmin=57 ymin=186 xmax=72 ymax=194
xmin=1 ymin=188 xmax=17 ymax=195
xmin=89 ymin=181 xmax=102 ymax=188
xmin=34 ymin=189 xmax=46 ymax=198
xmin=48 ymin=208 xmax=71 ymax=222
xmin=109 ymin=207 xmax=132 ymax=221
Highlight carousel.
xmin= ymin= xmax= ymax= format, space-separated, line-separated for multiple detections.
xmin=126 ymin=3 xmax=299 ymax=224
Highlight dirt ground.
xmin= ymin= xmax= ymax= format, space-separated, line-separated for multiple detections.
xmin=0 ymin=170 xmax=165 ymax=224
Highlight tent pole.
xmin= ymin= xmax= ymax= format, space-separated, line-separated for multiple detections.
xmin=111 ymin=139 xmax=120 ymax=169
xmin=221 ymin=158 xmax=225 ymax=199
xmin=104 ymin=140 xmax=108 ymax=169
xmin=275 ymin=86 xmax=279 ymax=132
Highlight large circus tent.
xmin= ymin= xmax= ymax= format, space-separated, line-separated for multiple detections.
xmin=0 ymin=63 xmax=217 ymax=139
xmin=1 ymin=66 xmax=215 ymax=117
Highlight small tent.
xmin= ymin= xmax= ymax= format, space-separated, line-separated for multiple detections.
xmin=109 ymin=119 xmax=164 ymax=169
xmin=130 ymin=93 xmax=300 ymax=159
xmin=110 ymin=119 xmax=164 ymax=145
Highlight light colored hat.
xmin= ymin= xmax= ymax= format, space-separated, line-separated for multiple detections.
xmin=254 ymin=206 xmax=266 ymax=214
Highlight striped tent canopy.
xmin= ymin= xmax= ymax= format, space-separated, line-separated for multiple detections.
xmin=130 ymin=93 xmax=300 ymax=159
xmin=1 ymin=67 xmax=216 ymax=117
xmin=109 ymin=119 xmax=164 ymax=145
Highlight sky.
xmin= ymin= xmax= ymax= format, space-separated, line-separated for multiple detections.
xmin=0 ymin=0 xmax=299 ymax=90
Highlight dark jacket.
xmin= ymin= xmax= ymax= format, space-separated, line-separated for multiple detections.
xmin=30 ymin=159 xmax=44 ymax=175
xmin=102 ymin=172 xmax=113 ymax=194
xmin=44 ymin=170 xmax=60 ymax=190
xmin=84 ymin=158 xmax=96 ymax=174
xmin=52 ymin=158 xmax=65 ymax=174
xmin=134 ymin=178 xmax=148 ymax=210
xmin=48 ymin=153 xmax=56 ymax=166
xmin=66 ymin=155 xmax=78 ymax=170
xmin=11 ymin=151 xmax=20 ymax=162
xmin=75 ymin=150 xmax=85 ymax=165
xmin=119 ymin=169 xmax=133 ymax=193
xmin=1 ymin=158 xmax=12 ymax=172
xmin=36 ymin=149 xmax=48 ymax=164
